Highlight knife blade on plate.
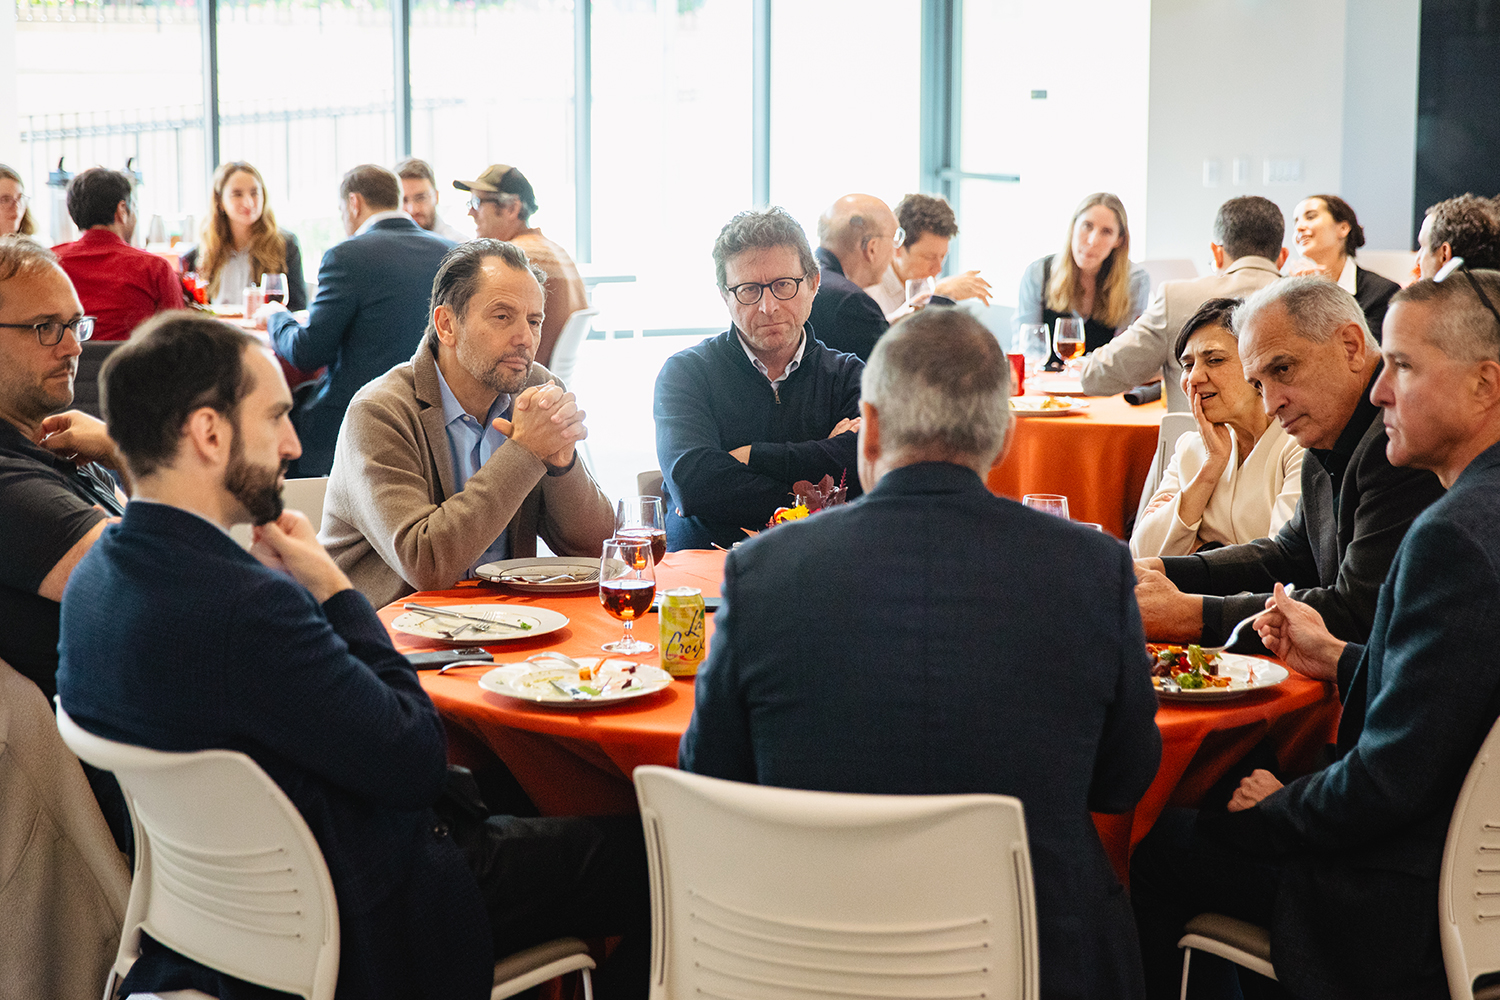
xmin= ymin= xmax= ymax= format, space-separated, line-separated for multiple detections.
xmin=401 ymin=604 xmax=530 ymax=630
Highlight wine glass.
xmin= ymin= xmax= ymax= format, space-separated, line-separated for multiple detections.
xmin=1015 ymin=323 xmax=1051 ymax=375
xmin=260 ymin=272 xmax=289 ymax=306
xmin=1053 ymin=317 xmax=1086 ymax=374
xmin=614 ymin=496 xmax=666 ymax=567
xmin=599 ymin=537 xmax=656 ymax=654
xmin=1022 ymin=494 xmax=1070 ymax=518
xmin=904 ymin=275 xmax=936 ymax=310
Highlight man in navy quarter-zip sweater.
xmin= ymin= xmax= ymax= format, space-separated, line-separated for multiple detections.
xmin=654 ymin=206 xmax=864 ymax=551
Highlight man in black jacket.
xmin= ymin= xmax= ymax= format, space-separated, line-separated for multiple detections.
xmin=654 ymin=206 xmax=863 ymax=550
xmin=1133 ymin=277 xmax=1445 ymax=646
xmin=807 ymin=193 xmax=898 ymax=360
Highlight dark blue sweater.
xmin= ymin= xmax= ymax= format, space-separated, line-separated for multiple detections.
xmin=653 ymin=327 xmax=863 ymax=550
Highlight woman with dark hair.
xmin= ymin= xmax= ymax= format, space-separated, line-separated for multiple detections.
xmin=181 ymin=161 xmax=306 ymax=310
xmin=0 ymin=164 xmax=37 ymax=236
xmin=1130 ymin=297 xmax=1305 ymax=558
xmin=1014 ymin=192 xmax=1151 ymax=356
xmin=1289 ymin=193 xmax=1399 ymax=335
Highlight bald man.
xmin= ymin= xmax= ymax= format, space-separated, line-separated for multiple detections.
xmin=808 ymin=194 xmax=899 ymax=361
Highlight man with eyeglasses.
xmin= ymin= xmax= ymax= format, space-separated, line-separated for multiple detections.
xmin=0 ymin=235 xmax=133 ymax=848
xmin=51 ymin=166 xmax=183 ymax=341
xmin=807 ymin=193 xmax=901 ymax=361
xmin=396 ymin=156 xmax=468 ymax=242
xmin=257 ymin=163 xmax=453 ymax=477
xmin=654 ymin=206 xmax=864 ymax=550
xmin=454 ymin=164 xmax=587 ymax=369
xmin=1132 ymin=268 xmax=1500 ymax=1000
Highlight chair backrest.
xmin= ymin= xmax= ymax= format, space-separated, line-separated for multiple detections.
xmin=547 ymin=307 xmax=600 ymax=387
xmin=1440 ymin=713 xmax=1500 ymax=1000
xmin=228 ymin=476 xmax=330 ymax=550
xmin=55 ymin=705 xmax=340 ymax=1000
xmin=70 ymin=340 xmax=127 ymax=421
xmin=636 ymin=469 xmax=665 ymax=505
xmin=634 ymin=766 xmax=1039 ymax=1000
xmin=1133 ymin=411 xmax=1198 ymax=531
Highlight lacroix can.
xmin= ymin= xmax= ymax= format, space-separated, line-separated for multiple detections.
xmin=660 ymin=587 xmax=706 ymax=677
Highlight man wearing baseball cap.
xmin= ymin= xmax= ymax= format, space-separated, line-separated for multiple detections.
xmin=455 ymin=164 xmax=588 ymax=368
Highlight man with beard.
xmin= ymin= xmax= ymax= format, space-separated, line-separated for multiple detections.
xmin=56 ymin=313 xmax=650 ymax=999
xmin=321 ymin=239 xmax=614 ymax=608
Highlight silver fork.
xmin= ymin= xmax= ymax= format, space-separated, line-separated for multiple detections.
xmin=1201 ymin=584 xmax=1297 ymax=654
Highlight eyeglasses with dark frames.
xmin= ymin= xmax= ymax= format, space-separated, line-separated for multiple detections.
xmin=1433 ymin=257 xmax=1500 ymax=331
xmin=725 ymin=276 xmax=808 ymax=306
xmin=0 ymin=315 xmax=95 ymax=346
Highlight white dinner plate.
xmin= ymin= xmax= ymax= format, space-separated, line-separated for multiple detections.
xmin=1153 ymin=653 xmax=1290 ymax=702
xmin=478 ymin=658 xmax=673 ymax=708
xmin=475 ymin=557 xmax=600 ymax=593
xmin=391 ymin=605 xmax=569 ymax=644
xmin=1010 ymin=396 xmax=1089 ymax=418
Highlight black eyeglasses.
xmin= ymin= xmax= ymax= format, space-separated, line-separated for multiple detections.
xmin=0 ymin=315 xmax=95 ymax=346
xmin=1434 ymin=257 xmax=1500 ymax=330
xmin=725 ymin=276 xmax=807 ymax=305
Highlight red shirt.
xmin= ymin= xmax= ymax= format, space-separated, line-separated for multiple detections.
xmin=52 ymin=229 xmax=184 ymax=341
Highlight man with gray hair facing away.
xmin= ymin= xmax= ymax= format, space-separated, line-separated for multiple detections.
xmin=654 ymin=206 xmax=863 ymax=550
xmin=1081 ymin=195 xmax=1288 ymax=410
xmin=1133 ymin=277 xmax=1445 ymax=647
xmin=681 ymin=306 xmax=1162 ymax=1000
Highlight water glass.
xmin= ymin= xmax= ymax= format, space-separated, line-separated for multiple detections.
xmin=1022 ymin=494 xmax=1070 ymax=519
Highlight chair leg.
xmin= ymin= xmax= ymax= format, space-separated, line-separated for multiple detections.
xmin=1180 ymin=946 xmax=1192 ymax=1000
xmin=581 ymin=968 xmax=593 ymax=1000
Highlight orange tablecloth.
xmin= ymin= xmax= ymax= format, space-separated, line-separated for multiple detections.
xmin=988 ymin=394 xmax=1165 ymax=537
xmin=383 ymin=549 xmax=1340 ymax=878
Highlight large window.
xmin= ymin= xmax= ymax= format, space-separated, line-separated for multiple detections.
xmin=768 ymin=0 xmax=921 ymax=239
xmin=216 ymin=0 xmax=396 ymax=267
xmin=591 ymin=0 xmax=753 ymax=331
xmin=14 ymin=0 xmax=205 ymax=244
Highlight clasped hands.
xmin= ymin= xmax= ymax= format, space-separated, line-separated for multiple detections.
xmin=493 ymin=381 xmax=586 ymax=468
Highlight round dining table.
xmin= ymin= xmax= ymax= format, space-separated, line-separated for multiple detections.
xmin=988 ymin=392 xmax=1166 ymax=538
xmin=382 ymin=548 xmax=1340 ymax=881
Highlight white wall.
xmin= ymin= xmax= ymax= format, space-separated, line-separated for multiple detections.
xmin=1143 ymin=0 xmax=1350 ymax=268
xmin=1341 ymin=0 xmax=1421 ymax=250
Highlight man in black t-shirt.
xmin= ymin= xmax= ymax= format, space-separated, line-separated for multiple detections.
xmin=0 ymin=237 xmax=129 ymax=701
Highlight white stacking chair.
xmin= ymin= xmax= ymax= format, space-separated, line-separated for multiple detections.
xmin=56 ymin=705 xmax=595 ymax=1000
xmin=547 ymin=307 xmax=600 ymax=388
xmin=229 ymin=476 xmax=329 ymax=550
xmin=1133 ymin=411 xmax=1198 ymax=535
xmin=1441 ymin=713 xmax=1500 ymax=1000
xmin=633 ymin=765 xmax=1039 ymax=1000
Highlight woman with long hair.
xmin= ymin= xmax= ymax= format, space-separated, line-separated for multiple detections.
xmin=1014 ymin=192 xmax=1150 ymax=357
xmin=182 ymin=161 xmax=306 ymax=310
xmin=1131 ymin=297 xmax=1304 ymax=557
xmin=1288 ymin=193 xmax=1398 ymax=336
xmin=0 ymin=164 xmax=37 ymax=236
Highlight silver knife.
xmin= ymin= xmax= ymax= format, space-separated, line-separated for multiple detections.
xmin=401 ymin=604 xmax=530 ymax=630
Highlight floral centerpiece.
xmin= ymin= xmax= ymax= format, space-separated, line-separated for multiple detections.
xmin=767 ymin=471 xmax=849 ymax=526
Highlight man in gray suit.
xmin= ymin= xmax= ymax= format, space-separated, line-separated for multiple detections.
xmin=258 ymin=164 xmax=453 ymax=477
xmin=1081 ymin=196 xmax=1287 ymax=410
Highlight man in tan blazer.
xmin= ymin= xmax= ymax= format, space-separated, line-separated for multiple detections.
xmin=1080 ymin=196 xmax=1288 ymax=411
xmin=321 ymin=239 xmax=614 ymax=609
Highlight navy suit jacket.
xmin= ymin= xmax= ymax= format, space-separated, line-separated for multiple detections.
xmin=1214 ymin=438 xmax=1500 ymax=1000
xmin=270 ymin=217 xmax=453 ymax=477
xmin=56 ymin=503 xmax=493 ymax=1000
xmin=807 ymin=247 xmax=890 ymax=361
xmin=680 ymin=462 xmax=1163 ymax=1000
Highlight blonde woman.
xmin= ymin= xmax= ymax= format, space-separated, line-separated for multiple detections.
xmin=1014 ymin=192 xmax=1150 ymax=357
xmin=182 ymin=161 xmax=306 ymax=310
xmin=1131 ymin=298 xmax=1304 ymax=557
xmin=0 ymin=164 xmax=37 ymax=236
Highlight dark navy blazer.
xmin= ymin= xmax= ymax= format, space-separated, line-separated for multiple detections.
xmin=270 ymin=217 xmax=453 ymax=477
xmin=681 ymin=462 xmax=1163 ymax=1000
xmin=1215 ymin=438 xmax=1500 ymax=1000
xmin=57 ymin=503 xmax=493 ymax=999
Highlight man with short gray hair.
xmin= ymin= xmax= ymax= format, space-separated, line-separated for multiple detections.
xmin=322 ymin=238 xmax=613 ymax=608
xmin=807 ymin=193 xmax=899 ymax=360
xmin=654 ymin=206 xmax=863 ymax=550
xmin=681 ymin=306 xmax=1162 ymax=1000
xmin=1133 ymin=276 xmax=1445 ymax=646
xmin=1082 ymin=195 xmax=1288 ymax=410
